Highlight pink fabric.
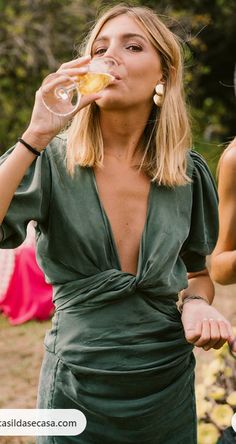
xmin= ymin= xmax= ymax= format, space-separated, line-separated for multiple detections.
xmin=0 ymin=245 xmax=54 ymax=325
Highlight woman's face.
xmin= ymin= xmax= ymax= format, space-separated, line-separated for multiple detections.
xmin=91 ymin=14 xmax=163 ymax=110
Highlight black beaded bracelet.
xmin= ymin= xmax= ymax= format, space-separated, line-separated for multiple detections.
xmin=178 ymin=295 xmax=209 ymax=314
xmin=18 ymin=138 xmax=41 ymax=157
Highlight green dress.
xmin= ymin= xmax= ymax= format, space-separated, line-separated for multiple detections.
xmin=0 ymin=137 xmax=218 ymax=444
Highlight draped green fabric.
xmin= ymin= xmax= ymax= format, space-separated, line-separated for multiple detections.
xmin=0 ymin=138 xmax=218 ymax=443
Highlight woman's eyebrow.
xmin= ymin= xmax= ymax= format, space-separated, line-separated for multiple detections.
xmin=93 ymin=33 xmax=148 ymax=44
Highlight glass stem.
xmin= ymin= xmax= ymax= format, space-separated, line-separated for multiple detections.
xmin=55 ymin=84 xmax=78 ymax=101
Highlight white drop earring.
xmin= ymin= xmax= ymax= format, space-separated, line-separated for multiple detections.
xmin=153 ymin=83 xmax=164 ymax=107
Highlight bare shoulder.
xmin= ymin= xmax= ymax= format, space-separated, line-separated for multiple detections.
xmin=227 ymin=136 xmax=236 ymax=150
xmin=217 ymin=143 xmax=236 ymax=201
xmin=219 ymin=143 xmax=236 ymax=179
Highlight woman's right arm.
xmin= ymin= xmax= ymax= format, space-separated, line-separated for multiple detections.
xmin=0 ymin=128 xmax=53 ymax=224
xmin=0 ymin=55 xmax=101 ymax=225
xmin=211 ymin=138 xmax=236 ymax=284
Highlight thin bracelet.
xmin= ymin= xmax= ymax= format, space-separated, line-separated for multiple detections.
xmin=18 ymin=138 xmax=41 ymax=157
xmin=178 ymin=295 xmax=209 ymax=314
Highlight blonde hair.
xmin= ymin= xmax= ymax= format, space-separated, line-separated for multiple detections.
xmin=66 ymin=4 xmax=191 ymax=186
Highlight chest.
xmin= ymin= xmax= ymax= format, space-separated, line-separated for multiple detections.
xmin=94 ymin=164 xmax=151 ymax=274
xmin=44 ymin=162 xmax=192 ymax=279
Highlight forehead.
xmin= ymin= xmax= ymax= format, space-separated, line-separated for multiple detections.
xmin=96 ymin=14 xmax=148 ymax=40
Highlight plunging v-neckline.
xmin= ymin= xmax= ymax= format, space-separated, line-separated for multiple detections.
xmin=90 ymin=167 xmax=153 ymax=277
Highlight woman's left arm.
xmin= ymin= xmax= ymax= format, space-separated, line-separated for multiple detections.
xmin=180 ymin=268 xmax=236 ymax=351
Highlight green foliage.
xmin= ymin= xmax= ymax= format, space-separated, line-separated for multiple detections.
xmin=0 ymin=0 xmax=235 ymax=173
xmin=0 ymin=0 xmax=95 ymax=152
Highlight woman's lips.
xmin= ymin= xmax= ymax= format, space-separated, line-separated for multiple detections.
xmin=110 ymin=72 xmax=121 ymax=80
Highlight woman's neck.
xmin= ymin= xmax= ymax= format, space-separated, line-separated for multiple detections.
xmin=99 ymin=107 xmax=151 ymax=165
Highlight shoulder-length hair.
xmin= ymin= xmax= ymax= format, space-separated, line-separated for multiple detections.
xmin=66 ymin=4 xmax=192 ymax=187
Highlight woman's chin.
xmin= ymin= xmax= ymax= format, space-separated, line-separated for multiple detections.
xmin=95 ymin=94 xmax=127 ymax=110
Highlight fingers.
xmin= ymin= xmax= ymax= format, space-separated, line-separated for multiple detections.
xmin=185 ymin=318 xmax=234 ymax=351
xmin=56 ymin=67 xmax=89 ymax=78
xmin=184 ymin=321 xmax=202 ymax=344
xmin=78 ymin=92 xmax=102 ymax=109
xmin=193 ymin=319 xmax=218 ymax=349
xmin=202 ymin=320 xmax=227 ymax=350
xmin=41 ymin=73 xmax=76 ymax=95
xmin=211 ymin=320 xmax=231 ymax=349
xmin=41 ymin=55 xmax=92 ymax=94
xmin=41 ymin=56 xmax=92 ymax=95
xmin=58 ymin=55 xmax=91 ymax=71
xmin=42 ymin=65 xmax=90 ymax=89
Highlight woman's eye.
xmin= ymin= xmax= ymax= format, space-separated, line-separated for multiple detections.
xmin=126 ymin=44 xmax=142 ymax=52
xmin=93 ymin=48 xmax=107 ymax=55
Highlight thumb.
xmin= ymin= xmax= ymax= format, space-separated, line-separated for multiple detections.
xmin=183 ymin=319 xmax=202 ymax=343
xmin=79 ymin=92 xmax=102 ymax=109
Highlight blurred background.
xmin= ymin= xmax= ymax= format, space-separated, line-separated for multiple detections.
xmin=0 ymin=0 xmax=236 ymax=172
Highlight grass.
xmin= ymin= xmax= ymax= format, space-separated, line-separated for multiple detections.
xmin=0 ymin=315 xmax=52 ymax=443
xmin=0 ymin=315 xmax=51 ymax=409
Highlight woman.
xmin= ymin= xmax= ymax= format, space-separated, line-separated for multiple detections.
xmin=211 ymin=137 xmax=236 ymax=285
xmin=0 ymin=5 xmax=235 ymax=444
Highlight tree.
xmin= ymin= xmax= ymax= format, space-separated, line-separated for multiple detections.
xmin=0 ymin=0 xmax=235 ymax=167
xmin=0 ymin=0 xmax=94 ymax=152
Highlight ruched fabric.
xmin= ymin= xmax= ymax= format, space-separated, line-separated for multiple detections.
xmin=0 ymin=138 xmax=218 ymax=443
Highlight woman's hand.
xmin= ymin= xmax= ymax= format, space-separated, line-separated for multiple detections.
xmin=24 ymin=55 xmax=102 ymax=150
xmin=181 ymin=299 xmax=236 ymax=351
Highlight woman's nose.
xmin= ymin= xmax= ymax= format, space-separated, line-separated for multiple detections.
xmin=102 ymin=44 xmax=121 ymax=64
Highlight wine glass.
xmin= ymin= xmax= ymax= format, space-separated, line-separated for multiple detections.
xmin=41 ymin=57 xmax=117 ymax=116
